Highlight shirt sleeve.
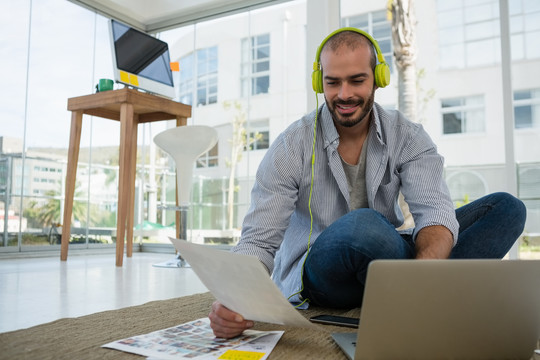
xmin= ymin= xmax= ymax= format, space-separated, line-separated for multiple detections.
xmin=231 ymin=129 xmax=303 ymax=274
xmin=398 ymin=124 xmax=459 ymax=245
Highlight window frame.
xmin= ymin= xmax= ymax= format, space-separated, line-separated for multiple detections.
xmin=241 ymin=33 xmax=271 ymax=97
xmin=514 ymin=88 xmax=540 ymax=129
xmin=441 ymin=95 xmax=486 ymax=135
xmin=178 ymin=46 xmax=219 ymax=106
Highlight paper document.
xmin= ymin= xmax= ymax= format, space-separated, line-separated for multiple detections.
xmin=170 ymin=238 xmax=316 ymax=329
xmin=103 ymin=317 xmax=282 ymax=360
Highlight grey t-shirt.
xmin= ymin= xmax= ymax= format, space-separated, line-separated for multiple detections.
xmin=340 ymin=138 xmax=369 ymax=210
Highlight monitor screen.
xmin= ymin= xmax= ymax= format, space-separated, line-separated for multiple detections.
xmin=109 ymin=19 xmax=175 ymax=99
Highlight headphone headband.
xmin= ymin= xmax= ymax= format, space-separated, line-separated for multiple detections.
xmin=311 ymin=27 xmax=390 ymax=92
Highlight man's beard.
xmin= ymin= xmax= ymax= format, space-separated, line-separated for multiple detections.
xmin=326 ymin=89 xmax=375 ymax=128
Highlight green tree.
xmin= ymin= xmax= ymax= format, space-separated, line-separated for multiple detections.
xmin=223 ymin=101 xmax=262 ymax=230
xmin=24 ymin=182 xmax=88 ymax=228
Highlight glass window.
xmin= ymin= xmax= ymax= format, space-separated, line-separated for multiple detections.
xmin=342 ymin=10 xmax=394 ymax=73
xmin=241 ymin=34 xmax=270 ymax=96
xmin=179 ymin=46 xmax=218 ymax=106
xmin=178 ymin=53 xmax=194 ymax=105
xmin=244 ymin=120 xmax=269 ymax=151
xmin=510 ymin=0 xmax=540 ymax=60
xmin=196 ymin=144 xmax=219 ymax=168
xmin=438 ymin=0 xmax=540 ymax=67
xmin=197 ymin=46 xmax=218 ymax=106
xmin=2 ymin=0 xmax=314 ymax=250
xmin=514 ymin=89 xmax=540 ymax=128
xmin=437 ymin=0 xmax=500 ymax=68
xmin=441 ymin=96 xmax=485 ymax=134
xmin=1 ymin=0 xmax=101 ymax=248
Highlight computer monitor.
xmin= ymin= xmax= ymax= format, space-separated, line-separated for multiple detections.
xmin=109 ymin=19 xmax=175 ymax=99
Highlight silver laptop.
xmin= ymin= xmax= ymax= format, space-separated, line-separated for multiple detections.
xmin=333 ymin=259 xmax=540 ymax=360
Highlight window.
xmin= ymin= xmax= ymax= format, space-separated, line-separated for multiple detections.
xmin=178 ymin=53 xmax=194 ymax=105
xmin=437 ymin=0 xmax=500 ymax=69
xmin=509 ymin=0 xmax=540 ymax=60
xmin=178 ymin=46 xmax=218 ymax=106
xmin=241 ymin=34 xmax=270 ymax=96
xmin=196 ymin=47 xmax=218 ymax=106
xmin=342 ymin=10 xmax=394 ymax=73
xmin=514 ymin=89 xmax=540 ymax=129
xmin=437 ymin=0 xmax=540 ymax=69
xmin=245 ymin=120 xmax=269 ymax=151
xmin=441 ymin=96 xmax=485 ymax=134
xmin=196 ymin=144 xmax=218 ymax=168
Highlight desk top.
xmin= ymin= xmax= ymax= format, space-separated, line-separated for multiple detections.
xmin=67 ymin=88 xmax=191 ymax=123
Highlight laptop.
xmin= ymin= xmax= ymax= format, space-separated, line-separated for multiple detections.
xmin=333 ymin=259 xmax=540 ymax=360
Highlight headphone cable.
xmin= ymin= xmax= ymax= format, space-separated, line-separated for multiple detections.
xmin=289 ymin=93 xmax=318 ymax=307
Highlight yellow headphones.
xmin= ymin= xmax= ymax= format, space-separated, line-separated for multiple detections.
xmin=311 ymin=27 xmax=391 ymax=93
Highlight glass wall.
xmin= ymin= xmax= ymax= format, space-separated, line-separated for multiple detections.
xmin=1 ymin=0 xmax=539 ymax=257
xmin=1 ymin=0 xmax=104 ymax=249
xmin=0 ymin=0 xmax=308 ymax=252
xmin=155 ymin=2 xmax=308 ymax=245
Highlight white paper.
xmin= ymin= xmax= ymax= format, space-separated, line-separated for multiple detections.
xmin=170 ymin=238 xmax=316 ymax=329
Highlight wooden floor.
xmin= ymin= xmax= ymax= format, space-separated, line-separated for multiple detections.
xmin=0 ymin=252 xmax=207 ymax=333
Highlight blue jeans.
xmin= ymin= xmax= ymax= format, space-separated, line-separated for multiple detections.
xmin=301 ymin=192 xmax=526 ymax=308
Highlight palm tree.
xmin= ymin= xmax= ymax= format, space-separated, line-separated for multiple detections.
xmin=388 ymin=0 xmax=417 ymax=228
xmin=34 ymin=182 xmax=87 ymax=227
xmin=388 ymin=0 xmax=417 ymax=123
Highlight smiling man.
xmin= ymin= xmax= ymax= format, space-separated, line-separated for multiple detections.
xmin=208 ymin=28 xmax=526 ymax=338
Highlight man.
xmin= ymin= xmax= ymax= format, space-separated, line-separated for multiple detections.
xmin=209 ymin=28 xmax=526 ymax=338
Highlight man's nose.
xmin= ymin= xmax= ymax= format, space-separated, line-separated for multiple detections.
xmin=338 ymin=82 xmax=353 ymax=99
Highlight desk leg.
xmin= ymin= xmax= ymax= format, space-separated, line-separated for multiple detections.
xmin=116 ymin=103 xmax=135 ymax=266
xmin=61 ymin=111 xmax=83 ymax=261
xmin=126 ymin=114 xmax=139 ymax=258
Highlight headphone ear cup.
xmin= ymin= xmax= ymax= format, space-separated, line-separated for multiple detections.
xmin=374 ymin=62 xmax=391 ymax=88
xmin=312 ymin=69 xmax=323 ymax=93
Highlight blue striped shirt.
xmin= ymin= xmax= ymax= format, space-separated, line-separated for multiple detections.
xmin=232 ymin=102 xmax=459 ymax=304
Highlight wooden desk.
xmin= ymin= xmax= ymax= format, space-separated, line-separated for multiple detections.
xmin=61 ymin=88 xmax=192 ymax=266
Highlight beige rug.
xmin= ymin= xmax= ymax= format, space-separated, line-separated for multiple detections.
xmin=0 ymin=292 xmax=359 ymax=360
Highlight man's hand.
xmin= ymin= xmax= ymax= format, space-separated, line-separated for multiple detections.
xmin=415 ymin=225 xmax=453 ymax=259
xmin=208 ymin=301 xmax=254 ymax=338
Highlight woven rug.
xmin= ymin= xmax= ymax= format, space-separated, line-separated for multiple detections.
xmin=0 ymin=292 xmax=360 ymax=360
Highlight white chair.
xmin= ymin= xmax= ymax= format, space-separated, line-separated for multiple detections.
xmin=153 ymin=125 xmax=218 ymax=267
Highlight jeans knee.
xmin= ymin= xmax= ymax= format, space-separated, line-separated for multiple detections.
xmin=495 ymin=192 xmax=526 ymax=226
xmin=342 ymin=211 xmax=387 ymax=246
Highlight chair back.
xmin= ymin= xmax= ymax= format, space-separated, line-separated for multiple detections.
xmin=154 ymin=125 xmax=218 ymax=206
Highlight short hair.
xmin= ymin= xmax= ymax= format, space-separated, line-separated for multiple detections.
xmin=320 ymin=30 xmax=377 ymax=74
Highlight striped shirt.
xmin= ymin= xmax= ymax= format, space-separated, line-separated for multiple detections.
xmin=232 ymin=102 xmax=459 ymax=304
